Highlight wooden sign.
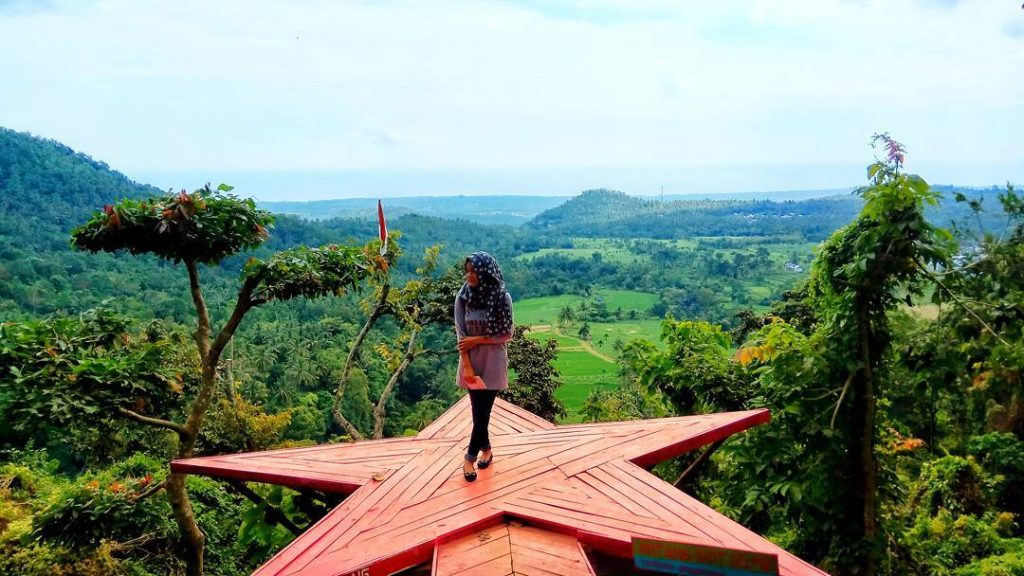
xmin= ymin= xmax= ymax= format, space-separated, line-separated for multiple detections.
xmin=633 ymin=537 xmax=780 ymax=576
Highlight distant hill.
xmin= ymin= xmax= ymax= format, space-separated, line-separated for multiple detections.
xmin=659 ymin=188 xmax=852 ymax=202
xmin=0 ymin=128 xmax=161 ymax=249
xmin=525 ymin=188 xmax=863 ymax=240
xmin=525 ymin=185 xmax=1008 ymax=241
xmin=260 ymin=195 xmax=570 ymax=226
xmin=0 ymin=128 xmax=564 ymax=319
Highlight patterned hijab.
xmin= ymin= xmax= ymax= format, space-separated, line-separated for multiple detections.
xmin=457 ymin=251 xmax=513 ymax=337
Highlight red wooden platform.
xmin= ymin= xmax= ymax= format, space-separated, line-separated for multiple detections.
xmin=172 ymin=396 xmax=829 ymax=576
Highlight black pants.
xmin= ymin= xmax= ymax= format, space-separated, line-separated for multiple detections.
xmin=465 ymin=389 xmax=498 ymax=462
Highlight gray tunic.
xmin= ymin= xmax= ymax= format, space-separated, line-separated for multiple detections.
xmin=454 ymin=292 xmax=513 ymax=391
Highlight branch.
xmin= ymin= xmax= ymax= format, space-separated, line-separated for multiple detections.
xmin=105 ymin=531 xmax=160 ymax=554
xmin=207 ymin=274 xmax=260 ymax=369
xmin=830 ymin=371 xmax=857 ymax=429
xmin=133 ymin=479 xmax=167 ymax=502
xmin=185 ymin=259 xmax=211 ymax=362
xmin=332 ymin=283 xmax=391 ymax=441
xmin=674 ymin=440 xmax=725 ymax=490
xmin=371 ymin=328 xmax=419 ymax=439
xmin=180 ymin=274 xmax=260 ymax=446
xmin=117 ymin=407 xmax=185 ymax=435
xmin=419 ymin=347 xmax=459 ymax=358
xmin=226 ymin=480 xmax=304 ymax=536
xmin=915 ymin=258 xmax=1010 ymax=346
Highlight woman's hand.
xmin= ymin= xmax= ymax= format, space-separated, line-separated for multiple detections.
xmin=457 ymin=336 xmax=484 ymax=352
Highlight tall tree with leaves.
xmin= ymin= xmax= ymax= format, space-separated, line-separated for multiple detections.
xmin=71 ymin=184 xmax=392 ymax=576
xmin=803 ymin=134 xmax=952 ymax=574
xmin=332 ymin=250 xmax=463 ymax=439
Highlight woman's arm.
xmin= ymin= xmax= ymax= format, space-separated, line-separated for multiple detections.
xmin=453 ymin=295 xmax=467 ymax=339
xmin=457 ymin=293 xmax=514 ymax=349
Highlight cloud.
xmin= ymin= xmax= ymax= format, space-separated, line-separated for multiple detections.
xmin=0 ymin=0 xmax=1020 ymax=194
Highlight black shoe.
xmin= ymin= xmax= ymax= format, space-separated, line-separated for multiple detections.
xmin=477 ymin=455 xmax=493 ymax=469
xmin=463 ymin=464 xmax=477 ymax=482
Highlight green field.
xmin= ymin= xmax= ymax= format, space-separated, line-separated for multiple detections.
xmin=516 ymin=289 xmax=664 ymax=422
xmin=513 ymin=238 xmax=648 ymax=264
xmin=512 ymin=236 xmax=819 ymax=420
xmin=515 ymin=289 xmax=659 ymax=326
xmin=585 ymin=319 xmax=663 ymax=357
xmin=550 ymin=350 xmax=619 ymax=420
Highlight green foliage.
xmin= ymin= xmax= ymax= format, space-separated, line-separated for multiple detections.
xmin=4 ymin=129 xmax=1024 ymax=574
xmin=967 ymin=433 xmax=1024 ymax=522
xmin=31 ymin=472 xmax=167 ymax=549
xmin=71 ymin=184 xmax=274 ymax=265
xmin=0 ymin=309 xmax=183 ymax=442
xmin=910 ymin=456 xmax=992 ymax=517
xmin=625 ymin=318 xmax=754 ymax=413
xmin=906 ymin=510 xmax=1020 ymax=574
xmin=245 ymin=239 xmax=397 ymax=303
xmin=197 ymin=395 xmax=292 ymax=454
xmin=954 ymin=549 xmax=1024 ymax=576
xmin=237 ymin=485 xmax=312 ymax=559
xmin=579 ymin=379 xmax=672 ymax=423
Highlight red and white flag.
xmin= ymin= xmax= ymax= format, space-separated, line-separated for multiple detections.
xmin=377 ymin=199 xmax=388 ymax=256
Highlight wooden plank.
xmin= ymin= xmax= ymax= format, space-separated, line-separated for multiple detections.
xmin=435 ymin=523 xmax=511 ymax=576
xmin=505 ymin=493 xmax=686 ymax=538
xmin=185 ymin=403 xmax=829 ymax=576
xmin=611 ymin=460 xmax=755 ymax=550
xmin=360 ymin=465 xmax=566 ymax=543
xmin=437 ymin=534 xmax=510 ymax=575
xmin=262 ymin=447 xmax=437 ymax=573
xmin=514 ymin=490 xmax=650 ymax=530
xmin=408 ymin=442 xmax=474 ymax=505
xmin=449 ymin=553 xmax=513 ymax=576
xmin=417 ymin=396 xmax=471 ymax=439
xmin=489 ymin=417 xmax=514 ymax=435
xmin=626 ymin=410 xmax=770 ymax=468
xmin=495 ymin=398 xmax=556 ymax=431
xmin=575 ymin=470 xmax=657 ymax=519
xmin=597 ymin=461 xmax=697 ymax=526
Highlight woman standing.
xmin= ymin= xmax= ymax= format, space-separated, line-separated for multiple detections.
xmin=455 ymin=251 xmax=514 ymax=482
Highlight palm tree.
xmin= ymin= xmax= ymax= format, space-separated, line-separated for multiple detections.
xmin=558 ymin=305 xmax=575 ymax=326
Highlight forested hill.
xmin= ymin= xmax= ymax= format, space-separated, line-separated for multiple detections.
xmin=526 ymin=188 xmax=861 ymax=240
xmin=0 ymin=128 xmax=161 ymax=248
xmin=261 ymin=195 xmax=570 ymax=226
xmin=527 ymin=184 xmax=1008 ymax=241
xmin=0 ymin=129 xmax=565 ymax=319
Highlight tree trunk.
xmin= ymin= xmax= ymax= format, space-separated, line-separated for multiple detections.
xmin=854 ymin=304 xmax=878 ymax=576
xmin=371 ymin=328 xmax=419 ymax=439
xmin=332 ymin=284 xmax=390 ymax=440
xmin=166 ymin=470 xmax=205 ymax=576
xmin=167 ymin=276 xmax=257 ymax=576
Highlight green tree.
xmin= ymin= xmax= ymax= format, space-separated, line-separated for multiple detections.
xmin=804 ymin=134 xmax=951 ymax=573
xmin=70 ymin=184 xmax=392 ymax=576
xmin=332 ymin=248 xmax=462 ymax=440
xmin=577 ymin=322 xmax=591 ymax=341
xmin=558 ymin=304 xmax=575 ymax=326
xmin=502 ymin=326 xmax=565 ymax=422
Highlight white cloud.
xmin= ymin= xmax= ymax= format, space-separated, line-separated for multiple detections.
xmin=0 ymin=0 xmax=1021 ymax=195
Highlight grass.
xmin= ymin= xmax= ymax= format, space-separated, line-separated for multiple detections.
xmin=550 ymin=350 xmax=619 ymax=418
xmin=518 ymin=290 xmax=665 ymax=421
xmin=515 ymin=289 xmax=659 ymax=326
xmin=514 ymin=238 xmax=648 ymax=265
xmin=585 ymin=319 xmax=664 ymax=357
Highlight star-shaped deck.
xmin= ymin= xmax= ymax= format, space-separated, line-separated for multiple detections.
xmin=172 ymin=396 xmax=828 ymax=576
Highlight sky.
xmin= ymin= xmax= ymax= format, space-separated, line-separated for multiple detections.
xmin=1 ymin=0 xmax=1022 ymax=201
